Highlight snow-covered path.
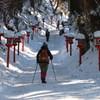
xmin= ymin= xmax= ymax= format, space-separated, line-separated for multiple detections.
xmin=0 ymin=0 xmax=100 ymax=99
xmin=0 ymin=26 xmax=100 ymax=100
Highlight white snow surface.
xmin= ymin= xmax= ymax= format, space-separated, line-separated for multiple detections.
xmin=75 ymin=33 xmax=85 ymax=39
xmin=94 ymin=31 xmax=100 ymax=37
xmin=0 ymin=1 xmax=100 ymax=100
xmin=65 ymin=33 xmax=75 ymax=38
xmin=0 ymin=19 xmax=100 ymax=100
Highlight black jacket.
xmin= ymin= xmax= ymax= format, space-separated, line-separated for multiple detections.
xmin=37 ymin=45 xmax=53 ymax=63
xmin=45 ymin=30 xmax=50 ymax=37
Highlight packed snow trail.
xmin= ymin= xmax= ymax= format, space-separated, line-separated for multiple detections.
xmin=13 ymin=27 xmax=68 ymax=85
xmin=0 ymin=25 xmax=100 ymax=100
xmin=0 ymin=0 xmax=100 ymax=99
xmin=0 ymin=11 xmax=100 ymax=100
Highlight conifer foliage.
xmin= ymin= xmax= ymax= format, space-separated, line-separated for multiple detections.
xmin=0 ymin=0 xmax=24 ymax=23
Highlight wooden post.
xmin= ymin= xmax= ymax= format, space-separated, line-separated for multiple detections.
xmin=13 ymin=45 xmax=16 ymax=62
xmin=0 ymin=36 xmax=1 ymax=45
xmin=76 ymin=34 xmax=85 ymax=66
xmin=97 ymin=46 xmax=100 ymax=71
xmin=66 ymin=40 xmax=69 ymax=52
xmin=17 ymin=42 xmax=20 ymax=55
xmin=5 ymin=38 xmax=13 ymax=68
xmin=70 ymin=43 xmax=72 ymax=56
xmin=76 ymin=39 xmax=85 ymax=66
xmin=50 ymin=16 xmax=53 ymax=25
xmin=94 ymin=36 xmax=100 ymax=71
xmin=64 ymin=36 xmax=69 ymax=52
xmin=79 ymin=46 xmax=82 ymax=65
xmin=7 ymin=46 xmax=10 ymax=67
xmin=13 ymin=41 xmax=17 ymax=62
xmin=21 ymin=37 xmax=25 ymax=52
xmin=69 ymin=37 xmax=74 ymax=56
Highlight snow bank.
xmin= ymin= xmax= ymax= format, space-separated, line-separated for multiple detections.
xmin=75 ymin=33 xmax=85 ymax=39
xmin=94 ymin=31 xmax=100 ymax=37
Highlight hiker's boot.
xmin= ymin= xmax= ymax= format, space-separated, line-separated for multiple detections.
xmin=41 ymin=73 xmax=47 ymax=83
xmin=41 ymin=78 xmax=47 ymax=83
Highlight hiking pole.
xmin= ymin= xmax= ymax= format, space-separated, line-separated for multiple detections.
xmin=51 ymin=60 xmax=57 ymax=81
xmin=32 ymin=63 xmax=38 ymax=83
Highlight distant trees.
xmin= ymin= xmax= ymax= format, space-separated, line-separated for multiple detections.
xmin=51 ymin=0 xmax=68 ymax=14
xmin=0 ymin=0 xmax=24 ymax=23
xmin=68 ymin=0 xmax=100 ymax=32
xmin=69 ymin=0 xmax=83 ymax=13
xmin=52 ymin=0 xmax=99 ymax=54
xmin=52 ymin=0 xmax=100 ymax=33
xmin=0 ymin=0 xmax=99 ymax=33
xmin=30 ymin=0 xmax=43 ymax=8
xmin=0 ymin=0 xmax=99 ymax=54
xmin=68 ymin=0 xmax=100 ymax=54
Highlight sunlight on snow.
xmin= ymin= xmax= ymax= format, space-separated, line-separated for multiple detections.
xmin=20 ymin=45 xmax=37 ymax=58
xmin=0 ymin=57 xmax=5 ymax=62
xmin=9 ymin=64 xmax=23 ymax=73
xmin=25 ymin=92 xmax=65 ymax=99
xmin=8 ymin=90 xmax=51 ymax=99
xmin=8 ymin=90 xmax=85 ymax=100
xmin=51 ymin=50 xmax=59 ymax=55
xmin=0 ymin=58 xmax=7 ymax=67
xmin=60 ymin=80 xmax=95 ymax=85
xmin=57 ymin=96 xmax=84 ymax=100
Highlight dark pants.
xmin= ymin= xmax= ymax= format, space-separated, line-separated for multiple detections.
xmin=39 ymin=63 xmax=48 ymax=80
xmin=57 ymin=25 xmax=59 ymax=30
xmin=46 ymin=36 xmax=49 ymax=42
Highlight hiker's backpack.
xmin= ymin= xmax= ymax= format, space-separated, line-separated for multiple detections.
xmin=39 ymin=49 xmax=49 ymax=63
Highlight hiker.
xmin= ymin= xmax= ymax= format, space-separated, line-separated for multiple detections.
xmin=56 ymin=21 xmax=60 ymax=30
xmin=37 ymin=42 xmax=53 ymax=83
xmin=61 ymin=21 xmax=64 ymax=28
xmin=45 ymin=29 xmax=50 ymax=42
